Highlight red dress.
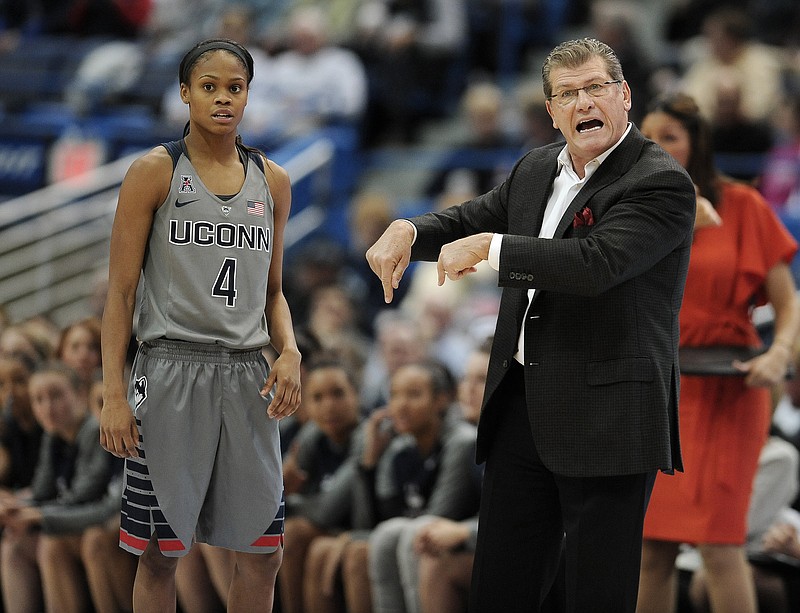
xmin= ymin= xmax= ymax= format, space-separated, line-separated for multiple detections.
xmin=643 ymin=181 xmax=798 ymax=544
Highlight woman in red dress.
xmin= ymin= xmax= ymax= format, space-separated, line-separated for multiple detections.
xmin=637 ymin=92 xmax=800 ymax=613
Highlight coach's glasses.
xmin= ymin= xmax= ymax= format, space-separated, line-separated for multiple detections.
xmin=548 ymin=80 xmax=622 ymax=107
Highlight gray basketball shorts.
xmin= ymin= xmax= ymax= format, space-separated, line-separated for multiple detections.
xmin=119 ymin=339 xmax=284 ymax=557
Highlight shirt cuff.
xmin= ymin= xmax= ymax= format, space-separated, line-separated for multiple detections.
xmin=488 ymin=233 xmax=502 ymax=271
xmin=398 ymin=219 xmax=417 ymax=245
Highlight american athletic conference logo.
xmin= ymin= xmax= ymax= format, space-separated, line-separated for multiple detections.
xmin=179 ymin=175 xmax=196 ymax=194
xmin=134 ymin=376 xmax=148 ymax=408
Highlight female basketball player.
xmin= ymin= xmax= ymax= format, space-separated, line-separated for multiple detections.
xmin=100 ymin=38 xmax=301 ymax=612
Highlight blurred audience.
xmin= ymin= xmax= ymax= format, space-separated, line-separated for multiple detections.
xmin=0 ymin=322 xmax=54 ymax=368
xmin=306 ymin=284 xmax=370 ymax=373
xmin=345 ymin=190 xmax=408 ymax=335
xmin=279 ymin=326 xmax=323 ymax=457
xmin=760 ymin=96 xmax=800 ymax=212
xmin=304 ymin=359 xmax=477 ymax=613
xmin=0 ymin=356 xmax=42 ymax=495
xmin=359 ymin=310 xmax=430 ymax=414
xmin=278 ymin=354 xmax=365 ymax=613
xmin=272 ymin=0 xmax=363 ymax=48
xmin=55 ymin=316 xmax=102 ymax=401
xmin=708 ymin=75 xmax=773 ymax=183
xmin=0 ymin=0 xmax=151 ymax=47
xmin=352 ymin=0 xmax=468 ymax=145
xmin=514 ymin=81 xmax=561 ymax=151
xmin=241 ymin=5 xmax=368 ymax=145
xmin=369 ymin=341 xmax=488 ymax=613
xmin=424 ymin=81 xmax=519 ymax=198
xmin=0 ymin=361 xmax=115 ymax=613
xmin=679 ymin=6 xmax=784 ymax=124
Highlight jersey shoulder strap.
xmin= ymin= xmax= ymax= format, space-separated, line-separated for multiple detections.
xmin=162 ymin=140 xmax=266 ymax=175
xmin=238 ymin=143 xmax=265 ymax=174
xmin=161 ymin=139 xmax=186 ymax=170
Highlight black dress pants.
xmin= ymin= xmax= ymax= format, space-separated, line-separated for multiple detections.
xmin=469 ymin=361 xmax=656 ymax=613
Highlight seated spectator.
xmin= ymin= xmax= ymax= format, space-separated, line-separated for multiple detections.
xmin=300 ymin=359 xmax=474 ymax=612
xmin=0 ymin=356 xmax=42 ymax=495
xmin=760 ymin=97 xmax=800 ymax=212
xmin=56 ymin=316 xmax=102 ymax=402
xmin=345 ymin=191 xmax=407 ymax=336
xmin=514 ymin=81 xmax=562 ymax=151
xmin=283 ymin=237 xmax=369 ymax=332
xmin=762 ymin=509 xmax=800 ymax=561
xmin=353 ymin=0 xmax=468 ymax=145
xmin=359 ymin=310 xmax=430 ymax=414
xmin=679 ymin=6 xmax=784 ymax=124
xmin=64 ymin=40 xmax=147 ymax=116
xmin=278 ymin=327 xmax=323 ymax=457
xmin=278 ymin=355 xmax=365 ymax=613
xmin=72 ymin=367 xmax=136 ymax=613
xmin=368 ymin=341 xmax=488 ymax=613
xmin=0 ymin=361 xmax=115 ymax=613
xmin=709 ymin=75 xmax=773 ymax=183
xmin=210 ymin=0 xmax=292 ymax=52
xmin=305 ymin=284 xmax=370 ymax=375
xmin=424 ymin=81 xmax=520 ymax=199
xmin=279 ymin=0 xmax=363 ymax=47
xmin=242 ymin=5 xmax=368 ymax=145
xmin=339 ymin=360 xmax=479 ymax=613
xmin=0 ymin=321 xmax=54 ymax=367
xmin=80 ymin=505 xmax=138 ymax=613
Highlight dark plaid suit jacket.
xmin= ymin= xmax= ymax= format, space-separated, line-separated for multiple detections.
xmin=410 ymin=126 xmax=695 ymax=478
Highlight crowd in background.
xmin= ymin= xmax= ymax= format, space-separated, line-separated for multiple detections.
xmin=3 ymin=0 xmax=800 ymax=612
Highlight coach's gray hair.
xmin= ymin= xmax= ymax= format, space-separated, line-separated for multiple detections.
xmin=541 ymin=38 xmax=624 ymax=98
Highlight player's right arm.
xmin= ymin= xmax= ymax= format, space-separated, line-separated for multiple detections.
xmin=100 ymin=147 xmax=172 ymax=458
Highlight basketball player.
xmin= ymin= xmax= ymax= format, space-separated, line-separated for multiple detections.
xmin=99 ymin=39 xmax=301 ymax=612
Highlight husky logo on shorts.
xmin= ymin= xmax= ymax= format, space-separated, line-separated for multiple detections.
xmin=134 ymin=376 xmax=148 ymax=408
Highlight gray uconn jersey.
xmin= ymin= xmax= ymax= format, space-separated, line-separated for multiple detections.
xmin=136 ymin=140 xmax=275 ymax=349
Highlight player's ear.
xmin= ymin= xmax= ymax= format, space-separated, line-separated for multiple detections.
xmin=180 ymin=83 xmax=190 ymax=105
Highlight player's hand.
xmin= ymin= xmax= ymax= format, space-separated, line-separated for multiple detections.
xmin=263 ymin=350 xmax=301 ymax=420
xmin=100 ymin=398 xmax=140 ymax=458
xmin=365 ymin=220 xmax=415 ymax=303
xmin=436 ymin=233 xmax=492 ymax=285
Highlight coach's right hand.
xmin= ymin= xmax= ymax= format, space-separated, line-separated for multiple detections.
xmin=365 ymin=220 xmax=415 ymax=303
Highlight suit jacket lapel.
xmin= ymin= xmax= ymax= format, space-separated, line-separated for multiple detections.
xmin=553 ymin=127 xmax=647 ymax=238
xmin=519 ymin=148 xmax=560 ymax=238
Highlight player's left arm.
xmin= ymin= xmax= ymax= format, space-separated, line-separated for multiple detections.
xmin=261 ymin=157 xmax=301 ymax=419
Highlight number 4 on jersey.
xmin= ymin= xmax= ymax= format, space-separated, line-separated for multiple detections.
xmin=213 ymin=258 xmax=238 ymax=307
